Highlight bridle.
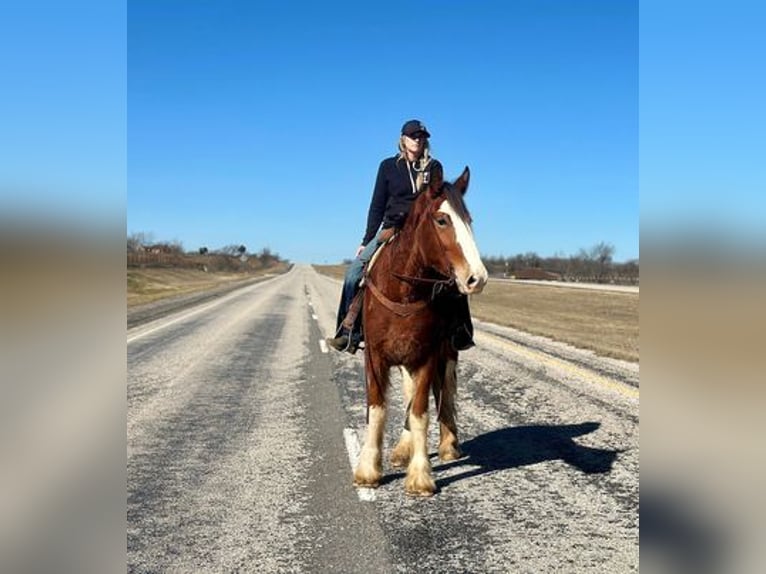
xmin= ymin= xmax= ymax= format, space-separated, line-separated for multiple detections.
xmin=364 ymin=185 xmax=461 ymax=316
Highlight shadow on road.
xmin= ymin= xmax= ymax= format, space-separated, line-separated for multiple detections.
xmin=440 ymin=421 xmax=620 ymax=488
xmin=380 ymin=421 xmax=620 ymax=490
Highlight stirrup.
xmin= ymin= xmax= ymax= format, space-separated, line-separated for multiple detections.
xmin=326 ymin=332 xmax=363 ymax=355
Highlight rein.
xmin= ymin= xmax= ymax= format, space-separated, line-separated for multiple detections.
xmin=364 ymin=277 xmax=429 ymax=317
xmin=365 ymin=271 xmax=456 ymax=317
xmin=392 ymin=272 xmax=456 ymax=297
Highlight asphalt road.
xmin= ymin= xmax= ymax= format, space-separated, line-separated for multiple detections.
xmin=127 ymin=264 xmax=639 ymax=573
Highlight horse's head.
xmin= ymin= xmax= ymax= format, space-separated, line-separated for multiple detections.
xmin=412 ymin=166 xmax=488 ymax=295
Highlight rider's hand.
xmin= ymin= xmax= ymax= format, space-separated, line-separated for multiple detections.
xmin=355 ymin=244 xmax=365 ymax=258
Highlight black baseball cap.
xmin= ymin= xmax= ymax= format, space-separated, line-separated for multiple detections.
xmin=401 ymin=119 xmax=430 ymax=139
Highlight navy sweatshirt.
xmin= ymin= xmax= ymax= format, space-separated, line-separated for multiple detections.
xmin=361 ymin=156 xmax=443 ymax=245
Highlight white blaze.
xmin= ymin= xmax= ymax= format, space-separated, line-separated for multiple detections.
xmin=438 ymin=199 xmax=488 ymax=290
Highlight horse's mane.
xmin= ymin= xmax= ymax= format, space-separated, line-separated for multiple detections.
xmin=406 ymin=181 xmax=472 ymax=229
xmin=441 ymin=183 xmax=472 ymax=225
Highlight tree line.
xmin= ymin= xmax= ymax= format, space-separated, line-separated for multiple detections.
xmin=127 ymin=232 xmax=286 ymax=273
xmin=482 ymin=242 xmax=639 ymax=285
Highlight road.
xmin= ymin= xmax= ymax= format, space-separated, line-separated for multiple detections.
xmin=127 ymin=265 xmax=639 ymax=573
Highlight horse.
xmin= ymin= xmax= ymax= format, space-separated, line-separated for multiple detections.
xmin=353 ymin=166 xmax=488 ymax=496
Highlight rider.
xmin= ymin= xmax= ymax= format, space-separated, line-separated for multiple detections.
xmin=326 ymin=119 xmax=476 ymax=354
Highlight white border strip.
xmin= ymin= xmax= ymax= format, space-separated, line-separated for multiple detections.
xmin=127 ymin=279 xmax=272 ymax=344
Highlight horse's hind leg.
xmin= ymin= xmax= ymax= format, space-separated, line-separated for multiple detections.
xmin=390 ymin=366 xmax=414 ymax=469
xmin=434 ymin=347 xmax=462 ymax=462
xmin=354 ymin=351 xmax=389 ymax=488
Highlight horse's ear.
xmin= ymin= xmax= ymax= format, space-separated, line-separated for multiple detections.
xmin=454 ymin=166 xmax=470 ymax=196
xmin=427 ymin=162 xmax=445 ymax=197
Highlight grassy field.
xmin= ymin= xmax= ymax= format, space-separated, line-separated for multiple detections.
xmin=127 ymin=264 xmax=289 ymax=307
xmin=313 ymin=264 xmax=638 ymax=363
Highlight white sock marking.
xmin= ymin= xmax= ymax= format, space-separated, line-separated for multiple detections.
xmin=343 ymin=428 xmax=376 ymax=502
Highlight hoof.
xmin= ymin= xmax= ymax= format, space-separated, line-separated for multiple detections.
xmin=405 ymin=486 xmax=435 ymax=498
xmin=404 ymin=475 xmax=435 ymax=497
xmin=353 ymin=469 xmax=381 ymax=489
xmin=389 ymin=451 xmax=410 ymax=469
xmin=438 ymin=446 xmax=463 ymax=462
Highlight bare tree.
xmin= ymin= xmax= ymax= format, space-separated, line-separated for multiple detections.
xmin=522 ymin=251 xmax=541 ymax=268
xmin=589 ymin=242 xmax=615 ymax=282
xmin=127 ymin=231 xmax=152 ymax=252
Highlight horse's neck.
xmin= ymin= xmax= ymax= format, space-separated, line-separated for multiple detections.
xmin=378 ymin=226 xmax=429 ymax=301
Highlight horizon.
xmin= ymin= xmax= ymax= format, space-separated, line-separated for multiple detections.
xmin=127 ymin=231 xmax=639 ymax=266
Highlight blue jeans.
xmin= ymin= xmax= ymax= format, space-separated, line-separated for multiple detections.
xmin=335 ymin=236 xmax=382 ymax=334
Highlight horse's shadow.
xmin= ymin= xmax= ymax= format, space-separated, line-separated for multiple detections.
xmin=382 ymin=421 xmax=620 ymax=489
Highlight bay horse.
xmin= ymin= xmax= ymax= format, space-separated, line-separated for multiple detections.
xmin=354 ymin=166 xmax=488 ymax=496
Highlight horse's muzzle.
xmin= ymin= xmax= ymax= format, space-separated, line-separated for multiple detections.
xmin=456 ymin=266 xmax=488 ymax=295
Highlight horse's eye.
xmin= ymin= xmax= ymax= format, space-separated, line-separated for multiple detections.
xmin=435 ymin=216 xmax=449 ymax=228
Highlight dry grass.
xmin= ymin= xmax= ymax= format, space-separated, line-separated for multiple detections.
xmin=127 ymin=265 xmax=288 ymax=307
xmin=313 ymin=265 xmax=638 ymax=363
xmin=470 ymin=281 xmax=638 ymax=362
xmin=312 ymin=264 xmax=347 ymax=281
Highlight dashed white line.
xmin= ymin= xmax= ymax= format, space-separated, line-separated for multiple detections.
xmin=343 ymin=428 xmax=376 ymax=502
xmin=319 ymin=339 xmax=329 ymax=354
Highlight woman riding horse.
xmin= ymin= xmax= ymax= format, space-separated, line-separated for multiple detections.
xmin=327 ymin=120 xmax=475 ymax=354
xmin=353 ymin=166 xmax=488 ymax=496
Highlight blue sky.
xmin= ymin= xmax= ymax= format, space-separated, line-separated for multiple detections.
xmin=128 ymin=0 xmax=638 ymax=264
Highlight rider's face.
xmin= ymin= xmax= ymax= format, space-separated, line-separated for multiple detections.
xmin=404 ymin=134 xmax=426 ymax=156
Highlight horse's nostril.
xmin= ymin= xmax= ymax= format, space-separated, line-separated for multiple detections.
xmin=467 ymin=275 xmax=477 ymax=287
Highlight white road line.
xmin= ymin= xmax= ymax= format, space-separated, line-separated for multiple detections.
xmin=343 ymin=428 xmax=376 ymax=502
xmin=127 ymin=279 xmax=274 ymax=344
xmin=311 ymin=313 xmax=318 ymax=321
xmin=319 ymin=339 xmax=329 ymax=354
xmin=128 ymin=294 xmax=235 ymax=344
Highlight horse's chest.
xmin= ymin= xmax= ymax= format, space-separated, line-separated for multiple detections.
xmin=379 ymin=322 xmax=438 ymax=365
xmin=385 ymin=337 xmax=424 ymax=364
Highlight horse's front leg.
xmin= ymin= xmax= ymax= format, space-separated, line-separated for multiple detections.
xmin=354 ymin=350 xmax=389 ymax=488
xmin=434 ymin=346 xmax=462 ymax=462
xmin=404 ymin=359 xmax=437 ymax=497
xmin=390 ymin=366 xmax=414 ymax=469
